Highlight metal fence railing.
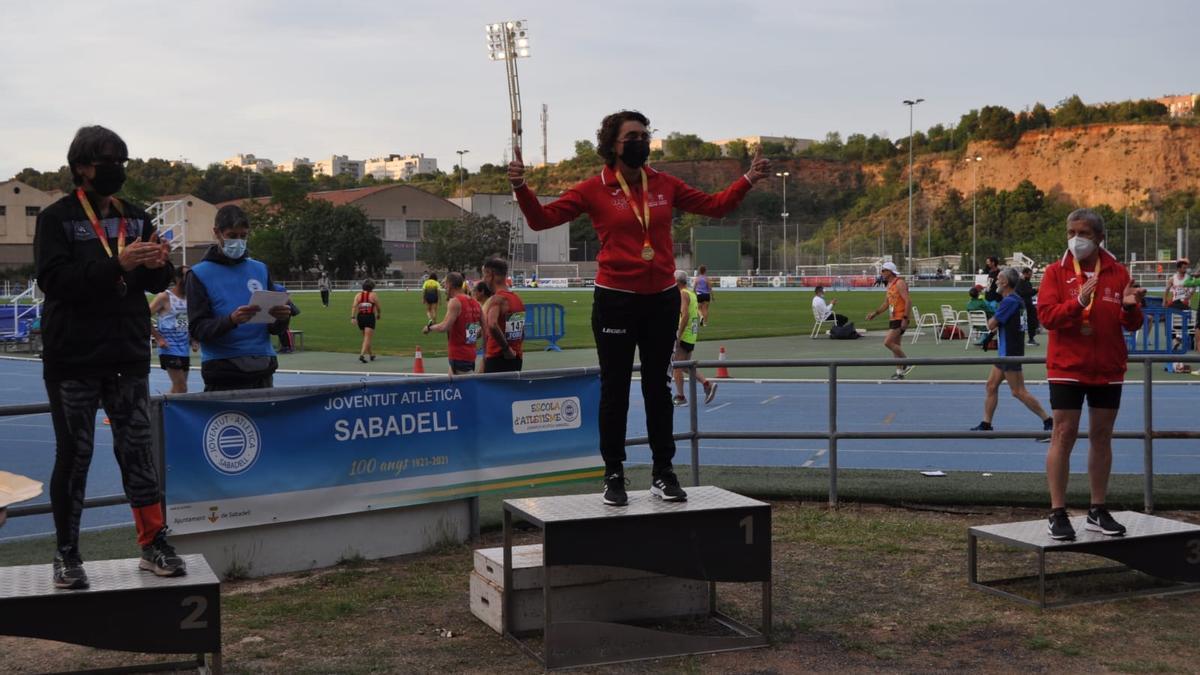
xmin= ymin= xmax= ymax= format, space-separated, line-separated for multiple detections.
xmin=4 ymin=356 xmax=1198 ymax=525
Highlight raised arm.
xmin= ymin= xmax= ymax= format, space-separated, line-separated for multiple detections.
xmin=508 ymin=146 xmax=587 ymax=230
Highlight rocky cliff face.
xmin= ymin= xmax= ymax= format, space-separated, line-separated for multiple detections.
xmin=913 ymin=123 xmax=1200 ymax=210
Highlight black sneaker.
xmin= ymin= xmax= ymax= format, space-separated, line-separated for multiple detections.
xmin=358 ymin=355 xmax=368 ymax=364
xmin=1027 ymin=340 xmax=1040 ymax=346
xmin=53 ymin=552 xmax=89 ymax=590
xmin=1047 ymin=510 xmax=1076 ymax=540
xmin=890 ymin=371 xmax=905 ymax=380
xmin=650 ymin=470 xmax=688 ymax=502
xmin=672 ymin=395 xmax=687 ymax=407
xmin=140 ymin=530 xmax=187 ymax=577
xmin=602 ymin=473 xmax=628 ymax=506
xmin=1037 ymin=417 xmax=1054 ymax=443
xmin=1086 ymin=506 xmax=1127 ymax=536
xmin=971 ymin=421 xmax=993 ymax=431
xmin=703 ymin=381 xmax=718 ymax=404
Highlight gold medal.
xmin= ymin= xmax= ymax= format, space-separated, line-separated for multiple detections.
xmin=1080 ymin=324 xmax=1093 ymax=336
xmin=641 ymin=245 xmax=654 ymax=261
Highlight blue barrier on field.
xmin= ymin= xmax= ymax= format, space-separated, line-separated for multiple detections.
xmin=523 ymin=303 xmax=566 ymax=352
xmin=1126 ymin=307 xmax=1191 ymax=355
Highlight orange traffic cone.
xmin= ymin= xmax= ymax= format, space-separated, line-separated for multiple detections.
xmin=716 ymin=345 xmax=730 ymax=379
xmin=413 ymin=345 xmax=425 ymax=374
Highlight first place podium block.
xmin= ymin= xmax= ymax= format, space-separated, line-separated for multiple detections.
xmin=0 ymin=554 xmax=221 ymax=673
xmin=969 ymin=512 xmax=1200 ymax=608
xmin=502 ymin=486 xmax=771 ymax=670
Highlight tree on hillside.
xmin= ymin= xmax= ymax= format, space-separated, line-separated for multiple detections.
xmin=1053 ymin=95 xmax=1092 ymax=127
xmin=663 ymin=133 xmax=722 ymax=160
xmin=976 ymin=105 xmax=1020 ymax=146
xmin=287 ymin=201 xmax=389 ymax=278
xmin=573 ymin=140 xmax=596 ymax=162
xmin=419 ymin=214 xmax=510 ymax=274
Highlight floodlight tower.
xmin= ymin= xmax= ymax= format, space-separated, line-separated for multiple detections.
xmin=486 ymin=20 xmax=531 ymax=265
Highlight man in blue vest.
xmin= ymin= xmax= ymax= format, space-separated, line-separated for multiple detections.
xmin=187 ymin=205 xmax=292 ymax=391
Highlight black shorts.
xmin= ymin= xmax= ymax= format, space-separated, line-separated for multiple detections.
xmin=159 ymin=354 xmax=190 ymax=371
xmin=356 ymin=314 xmax=376 ymax=331
xmin=484 ymin=356 xmax=522 ymax=373
xmin=423 ymin=290 xmax=439 ymax=304
xmin=696 ymin=292 xmax=711 ymax=303
xmin=449 ymin=359 xmax=475 ymax=374
xmin=889 ymin=319 xmax=906 ymax=335
xmin=1049 ymin=383 xmax=1123 ymax=410
xmin=995 ymin=363 xmax=1023 ymax=373
xmin=676 ymin=340 xmax=695 ymax=355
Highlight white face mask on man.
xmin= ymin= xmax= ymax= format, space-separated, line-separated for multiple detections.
xmin=1068 ymin=235 xmax=1097 ymax=261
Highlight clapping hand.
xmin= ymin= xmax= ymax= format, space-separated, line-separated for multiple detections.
xmin=744 ymin=146 xmax=771 ymax=184
xmin=507 ymin=147 xmax=525 ymax=188
xmin=1123 ymin=281 xmax=1147 ymax=307
xmin=1079 ymin=276 xmax=1100 ymax=305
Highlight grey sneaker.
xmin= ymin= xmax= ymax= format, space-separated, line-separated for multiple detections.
xmin=140 ymin=530 xmax=187 ymax=577
xmin=53 ymin=552 xmax=89 ymax=590
xmin=703 ymin=381 xmax=718 ymax=404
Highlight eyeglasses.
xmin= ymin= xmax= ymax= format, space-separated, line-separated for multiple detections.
xmin=619 ymin=132 xmax=651 ymax=142
xmin=90 ymin=157 xmax=128 ymax=166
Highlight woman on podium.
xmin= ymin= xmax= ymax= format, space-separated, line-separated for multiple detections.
xmin=508 ymin=110 xmax=770 ymax=506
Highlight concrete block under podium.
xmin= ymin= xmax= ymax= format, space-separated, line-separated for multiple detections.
xmin=174 ymin=498 xmax=472 ymax=579
xmin=969 ymin=511 xmax=1200 ymax=607
xmin=0 ymin=554 xmax=221 ymax=673
xmin=502 ymin=486 xmax=771 ymax=670
xmin=470 ymin=544 xmax=709 ymax=634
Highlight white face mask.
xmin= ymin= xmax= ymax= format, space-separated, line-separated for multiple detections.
xmin=1068 ymin=235 xmax=1097 ymax=260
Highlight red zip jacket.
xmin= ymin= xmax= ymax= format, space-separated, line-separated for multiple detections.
xmin=513 ymin=166 xmax=753 ymax=294
xmin=1037 ymin=247 xmax=1143 ymax=385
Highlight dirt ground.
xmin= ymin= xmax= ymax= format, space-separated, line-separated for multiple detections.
xmin=4 ymin=502 xmax=1200 ymax=674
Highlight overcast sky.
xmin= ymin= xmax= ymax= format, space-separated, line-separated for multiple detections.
xmin=2 ymin=1 xmax=1195 ymax=179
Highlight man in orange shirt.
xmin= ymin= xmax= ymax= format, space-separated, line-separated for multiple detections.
xmin=866 ymin=262 xmax=913 ymax=380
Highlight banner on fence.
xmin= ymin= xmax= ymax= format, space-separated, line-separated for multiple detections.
xmin=538 ymin=277 xmax=569 ymax=288
xmin=163 ymin=375 xmax=602 ymax=534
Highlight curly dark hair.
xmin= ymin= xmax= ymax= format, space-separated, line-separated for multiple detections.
xmin=596 ymin=110 xmax=650 ymax=165
xmin=67 ymin=126 xmax=128 ymax=186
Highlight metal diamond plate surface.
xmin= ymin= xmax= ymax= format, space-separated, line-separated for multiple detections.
xmin=505 ymin=486 xmax=767 ymax=525
xmin=0 ymin=555 xmax=217 ymax=599
xmin=970 ymin=512 xmax=1200 ymax=549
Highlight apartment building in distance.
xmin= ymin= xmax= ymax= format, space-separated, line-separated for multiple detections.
xmin=1156 ymin=93 xmax=1199 ymax=118
xmin=0 ymin=180 xmax=61 ymax=269
xmin=223 ymin=153 xmax=275 ymax=173
xmin=364 ymin=154 xmax=438 ymax=181
xmin=275 ymin=157 xmax=313 ymax=173
xmin=313 ymin=155 xmax=365 ymax=180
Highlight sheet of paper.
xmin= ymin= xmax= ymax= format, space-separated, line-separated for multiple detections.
xmin=0 ymin=471 xmax=43 ymax=507
xmin=247 ymin=290 xmax=290 ymax=324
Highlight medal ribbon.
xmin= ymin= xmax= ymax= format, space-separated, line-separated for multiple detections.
xmin=614 ymin=168 xmax=652 ymax=254
xmin=1072 ymin=254 xmax=1101 ymax=328
xmin=76 ymin=188 xmax=127 ymax=258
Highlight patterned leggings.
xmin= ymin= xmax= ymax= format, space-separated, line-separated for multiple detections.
xmin=45 ymin=375 xmax=161 ymax=554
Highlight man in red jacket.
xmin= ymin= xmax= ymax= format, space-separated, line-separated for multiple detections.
xmin=1037 ymin=208 xmax=1145 ymax=541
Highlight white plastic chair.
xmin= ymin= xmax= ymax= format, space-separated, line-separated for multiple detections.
xmin=941 ymin=305 xmax=968 ymax=335
xmin=810 ymin=306 xmax=833 ymax=338
xmin=964 ymin=310 xmax=990 ymax=350
xmin=912 ymin=303 xmax=940 ymax=341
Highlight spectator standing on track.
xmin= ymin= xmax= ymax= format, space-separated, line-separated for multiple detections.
xmin=351 ymin=279 xmax=381 ymax=363
xmin=866 ymin=262 xmax=913 ymax=380
xmin=984 ymin=256 xmax=1002 ymax=303
xmin=149 ymin=265 xmax=196 ymax=393
xmin=811 ymin=285 xmax=849 ymax=327
xmin=1016 ymin=267 xmax=1040 ymax=346
xmin=424 ymin=271 xmax=483 ymax=375
xmin=970 ymin=267 xmax=1053 ymax=434
xmin=189 ymin=205 xmax=292 ymax=391
xmin=35 ymin=125 xmax=184 ymax=588
xmin=1038 ymin=208 xmax=1145 ymax=541
xmin=671 ymin=269 xmax=717 ymax=406
xmin=318 ymin=272 xmax=331 ymax=308
xmin=422 ymin=273 xmax=441 ymax=322
xmin=508 ymin=109 xmax=769 ymax=506
xmin=693 ymin=265 xmax=713 ymax=326
xmin=1164 ymin=260 xmax=1194 ymax=310
xmin=481 ymin=257 xmax=525 ymax=373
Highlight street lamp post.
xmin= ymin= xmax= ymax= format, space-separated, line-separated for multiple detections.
xmin=966 ymin=154 xmax=983 ymax=273
xmin=903 ymin=98 xmax=924 ymax=275
xmin=455 ymin=149 xmax=469 ymax=198
xmin=776 ymin=171 xmax=789 ymax=274
xmin=756 ymin=221 xmax=762 ymax=274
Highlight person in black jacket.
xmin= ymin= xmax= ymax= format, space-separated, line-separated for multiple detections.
xmin=187 ymin=205 xmax=292 ymax=391
xmin=1016 ymin=267 xmax=1040 ymax=346
xmin=34 ymin=125 xmax=185 ymax=589
xmin=984 ymin=256 xmax=1002 ymax=303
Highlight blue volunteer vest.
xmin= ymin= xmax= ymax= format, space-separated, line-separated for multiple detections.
xmin=190 ymin=258 xmax=275 ymax=362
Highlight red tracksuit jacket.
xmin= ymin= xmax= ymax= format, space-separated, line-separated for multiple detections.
xmin=1037 ymin=247 xmax=1143 ymax=385
xmin=513 ymin=166 xmax=752 ymax=294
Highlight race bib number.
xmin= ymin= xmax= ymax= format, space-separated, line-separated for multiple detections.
xmin=465 ymin=321 xmax=481 ymax=345
xmin=690 ymin=318 xmax=700 ymax=335
xmin=505 ymin=312 xmax=526 ymax=342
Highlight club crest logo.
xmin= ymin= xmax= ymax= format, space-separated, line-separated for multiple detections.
xmin=246 ymin=279 xmax=264 ymax=293
xmin=203 ymin=411 xmax=261 ymax=475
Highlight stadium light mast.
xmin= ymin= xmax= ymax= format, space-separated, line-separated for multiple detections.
xmin=486 ymin=20 xmax=531 ymax=264
xmin=903 ymin=98 xmax=924 ymax=275
xmin=455 ymin=149 xmax=470 ymax=198
xmin=966 ymin=154 xmax=983 ymax=273
xmin=776 ymin=171 xmax=790 ymax=274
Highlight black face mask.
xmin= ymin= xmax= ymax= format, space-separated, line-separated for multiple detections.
xmin=91 ymin=163 xmax=126 ymax=196
xmin=619 ymin=139 xmax=650 ymax=168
